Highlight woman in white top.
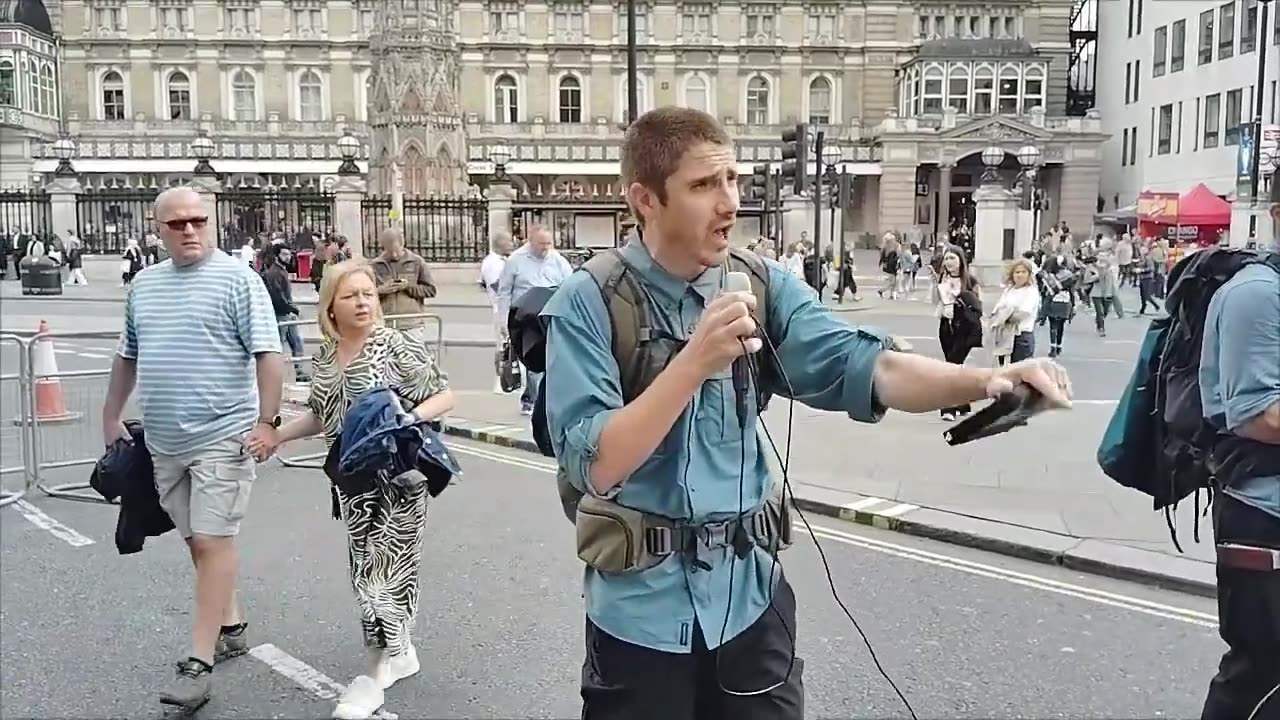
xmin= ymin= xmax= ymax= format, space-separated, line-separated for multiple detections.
xmin=988 ymin=257 xmax=1041 ymax=366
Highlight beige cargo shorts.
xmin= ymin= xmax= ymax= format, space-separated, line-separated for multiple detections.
xmin=150 ymin=435 xmax=256 ymax=539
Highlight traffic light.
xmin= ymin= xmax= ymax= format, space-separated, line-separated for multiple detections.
xmin=779 ymin=123 xmax=809 ymax=196
xmin=749 ymin=163 xmax=770 ymax=203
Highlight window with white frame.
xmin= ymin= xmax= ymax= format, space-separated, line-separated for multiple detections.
xmin=93 ymin=1 xmax=125 ymax=31
xmin=357 ymin=1 xmax=375 ymax=35
xmin=681 ymin=5 xmax=712 ymax=38
xmin=294 ymin=6 xmax=323 ymax=36
xmin=746 ymin=76 xmax=769 ymax=125
xmin=0 ymin=60 xmax=14 ymax=106
xmin=744 ymin=7 xmax=775 ymax=39
xmin=1224 ymin=87 xmax=1243 ymax=144
xmin=231 ymin=69 xmax=256 ymax=121
xmin=922 ymin=67 xmax=944 ymax=113
xmin=489 ymin=2 xmax=520 ymax=37
xmin=1022 ymin=67 xmax=1045 ymax=112
xmin=102 ymin=70 xmax=126 ymax=119
xmin=1157 ymin=103 xmax=1173 ymax=154
xmin=807 ymin=76 xmax=831 ymax=124
xmin=619 ymin=3 xmax=649 ymax=39
xmin=1203 ymin=92 xmax=1221 ymax=148
xmin=1218 ymin=1 xmax=1235 ymax=60
xmin=947 ymin=67 xmax=970 ymax=114
xmin=807 ymin=12 xmax=836 ymax=41
xmin=494 ymin=73 xmax=518 ymax=122
xmin=156 ymin=1 xmax=190 ymax=32
xmin=26 ymin=62 xmax=40 ymax=114
xmin=616 ymin=75 xmax=650 ymax=121
xmin=298 ymin=70 xmax=323 ymax=120
xmin=225 ymin=1 xmax=258 ymax=35
xmin=996 ymin=66 xmax=1019 ymax=114
xmin=554 ymin=7 xmax=585 ymax=40
xmin=167 ymin=71 xmax=192 ymax=120
xmin=973 ymin=66 xmax=995 ymax=114
xmin=558 ymin=75 xmax=582 ymax=122
xmin=39 ymin=62 xmax=55 ymax=117
xmin=684 ymin=74 xmax=708 ymax=112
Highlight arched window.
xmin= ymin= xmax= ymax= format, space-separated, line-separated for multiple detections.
xmin=167 ymin=71 xmax=191 ymax=120
xmin=298 ymin=69 xmax=323 ymax=121
xmin=907 ymin=65 xmax=921 ymax=115
xmin=494 ymin=73 xmax=518 ymax=122
xmin=973 ymin=65 xmax=995 ymax=114
xmin=402 ymin=144 xmax=425 ymax=196
xmin=807 ymin=76 xmax=832 ymax=124
xmin=1021 ymin=65 xmax=1045 ymax=113
xmin=922 ymin=66 xmax=944 ymax=113
xmin=997 ymin=65 xmax=1020 ymax=114
xmin=364 ymin=74 xmax=375 ymax=119
xmin=558 ymin=75 xmax=582 ymax=123
xmin=684 ymin=75 xmax=708 ymax=112
xmin=617 ymin=75 xmax=649 ymax=121
xmin=102 ymin=70 xmax=126 ymax=120
xmin=27 ymin=59 xmax=41 ymax=114
xmin=232 ymin=70 xmax=256 ymax=121
xmin=947 ymin=66 xmax=970 ymax=114
xmin=40 ymin=63 xmax=56 ymax=117
xmin=745 ymin=75 xmax=770 ymax=125
xmin=0 ymin=60 xmax=15 ymax=106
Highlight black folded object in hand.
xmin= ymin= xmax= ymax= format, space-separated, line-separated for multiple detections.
xmin=944 ymin=384 xmax=1044 ymax=446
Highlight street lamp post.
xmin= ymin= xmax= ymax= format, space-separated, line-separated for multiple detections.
xmin=821 ymin=144 xmax=842 ymax=261
xmin=190 ymin=130 xmax=216 ymax=175
xmin=336 ymin=129 xmax=362 ymax=175
xmin=1016 ymin=144 xmax=1043 ymax=245
xmin=980 ymin=145 xmax=1004 ymax=185
xmin=51 ymin=135 xmax=77 ymax=177
xmin=1248 ymin=0 xmax=1274 ymax=241
xmin=626 ymin=0 xmax=638 ymax=126
xmin=489 ymin=145 xmax=512 ymax=182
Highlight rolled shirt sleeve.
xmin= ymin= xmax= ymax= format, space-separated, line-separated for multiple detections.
xmin=541 ymin=271 xmax=624 ymax=499
xmin=117 ymin=284 xmax=139 ymax=360
xmin=1212 ymin=272 xmax=1280 ymax=430
xmin=234 ymin=267 xmax=284 ymax=356
xmin=762 ymin=260 xmax=891 ymax=423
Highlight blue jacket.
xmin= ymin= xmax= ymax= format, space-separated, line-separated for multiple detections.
xmin=323 ymin=387 xmax=461 ymax=514
xmin=89 ymin=420 xmax=175 ymax=554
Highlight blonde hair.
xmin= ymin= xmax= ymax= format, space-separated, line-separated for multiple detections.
xmin=1004 ymin=257 xmax=1036 ymax=287
xmin=317 ymin=258 xmax=382 ymax=339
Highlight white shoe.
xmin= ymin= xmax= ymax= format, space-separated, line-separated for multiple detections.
xmin=332 ymin=675 xmax=384 ymax=719
xmin=376 ymin=645 xmax=420 ymax=690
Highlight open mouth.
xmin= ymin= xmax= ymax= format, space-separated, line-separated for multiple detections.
xmin=713 ymin=225 xmax=733 ymax=243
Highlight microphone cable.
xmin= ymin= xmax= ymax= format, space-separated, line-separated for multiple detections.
xmin=711 ymin=318 xmax=919 ymax=720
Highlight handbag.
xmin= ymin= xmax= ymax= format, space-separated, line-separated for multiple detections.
xmin=495 ymin=339 xmax=523 ymax=393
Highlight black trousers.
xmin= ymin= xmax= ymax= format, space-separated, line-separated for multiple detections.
xmin=1201 ymin=493 xmax=1280 ymax=720
xmin=938 ymin=318 xmax=973 ymax=415
xmin=580 ymin=574 xmax=804 ymax=720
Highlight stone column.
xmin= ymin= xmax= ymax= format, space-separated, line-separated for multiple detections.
xmin=487 ymin=180 xmax=515 ymax=241
xmin=332 ymin=175 xmax=368 ymax=257
xmin=44 ymin=176 xmax=82 ymax=239
xmin=876 ymin=163 xmax=917 ymax=235
xmin=188 ymin=174 xmax=222 ymax=222
xmin=971 ymin=183 xmax=1018 ymax=286
xmin=1056 ymin=161 xmax=1101 ymax=237
xmin=937 ymin=162 xmax=953 ymax=236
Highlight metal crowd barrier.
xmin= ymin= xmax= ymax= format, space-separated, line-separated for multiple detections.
xmin=276 ymin=311 xmax=446 ymax=471
xmin=26 ymin=330 xmax=122 ymax=505
xmin=0 ymin=333 xmax=33 ymax=508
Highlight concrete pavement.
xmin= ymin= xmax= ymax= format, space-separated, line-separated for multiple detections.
xmin=2 ymin=442 xmax=1224 ymax=718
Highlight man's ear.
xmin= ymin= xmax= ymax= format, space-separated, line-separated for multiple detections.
xmin=626 ymin=182 xmax=659 ymax=225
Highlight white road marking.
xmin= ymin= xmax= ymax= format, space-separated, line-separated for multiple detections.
xmin=78 ymin=352 xmax=108 ymax=359
xmin=486 ymin=425 xmax=525 ymax=436
xmin=13 ymin=500 xmax=95 ymax=547
xmin=470 ymin=424 xmax=509 ymax=434
xmin=249 ymin=643 xmax=398 ymax=720
xmin=449 ymin=441 xmax=1217 ymax=627
xmin=1103 ymin=340 xmax=1139 ymax=345
xmin=842 ymin=497 xmax=887 ymax=511
xmin=877 ymin=502 xmax=919 ymax=517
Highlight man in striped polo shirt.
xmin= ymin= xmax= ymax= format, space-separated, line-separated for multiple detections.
xmin=101 ymin=186 xmax=285 ymax=711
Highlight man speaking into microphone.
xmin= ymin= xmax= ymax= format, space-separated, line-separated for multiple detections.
xmin=540 ymin=107 xmax=1073 ymax=720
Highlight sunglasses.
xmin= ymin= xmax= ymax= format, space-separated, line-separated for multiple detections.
xmin=163 ymin=216 xmax=208 ymax=231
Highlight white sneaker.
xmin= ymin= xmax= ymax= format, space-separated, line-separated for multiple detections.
xmin=332 ymin=675 xmax=384 ymax=720
xmin=376 ymin=645 xmax=420 ymax=690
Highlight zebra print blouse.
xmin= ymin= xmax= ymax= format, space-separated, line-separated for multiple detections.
xmin=307 ymin=325 xmax=450 ymax=443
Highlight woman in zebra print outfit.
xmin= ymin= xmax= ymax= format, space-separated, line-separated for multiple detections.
xmin=267 ymin=259 xmax=454 ymax=719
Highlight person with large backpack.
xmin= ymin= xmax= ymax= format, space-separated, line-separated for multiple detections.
xmin=1096 ymin=187 xmax=1280 ymax=720
xmin=531 ymin=107 xmax=1074 ymax=719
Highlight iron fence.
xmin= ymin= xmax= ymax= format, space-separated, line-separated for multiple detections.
xmin=0 ymin=190 xmax=53 ymax=239
xmin=75 ymin=188 xmax=158 ymax=254
xmin=362 ymin=195 xmax=489 ymax=262
xmin=215 ymin=189 xmax=336 ymax=251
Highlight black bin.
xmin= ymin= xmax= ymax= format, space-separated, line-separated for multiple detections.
xmin=20 ymin=258 xmax=63 ymax=296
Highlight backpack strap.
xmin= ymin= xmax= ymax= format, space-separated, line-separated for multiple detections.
xmin=580 ymin=250 xmax=653 ymax=404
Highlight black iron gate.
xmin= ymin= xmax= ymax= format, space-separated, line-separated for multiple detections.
xmin=215 ymin=189 xmax=336 ymax=251
xmin=75 ymin=188 xmax=158 ymax=254
xmin=0 ymin=190 xmax=53 ymax=240
xmin=361 ymin=195 xmax=488 ymax=262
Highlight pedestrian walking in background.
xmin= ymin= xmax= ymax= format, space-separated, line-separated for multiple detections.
xmin=1088 ymin=246 xmax=1120 ymax=337
xmin=878 ymin=232 xmax=900 ymax=299
xmin=100 ymin=186 xmax=284 ymax=712
xmin=1039 ymin=251 xmax=1077 ymax=358
xmin=935 ymin=246 xmax=983 ymax=420
xmin=1133 ymin=243 xmax=1160 ymax=315
xmin=261 ymin=245 xmax=311 ymax=383
xmin=482 ymin=232 xmax=515 ymax=394
xmin=371 ymin=228 xmax=436 ymax=337
xmin=988 ymin=257 xmax=1040 ymax=366
xmin=121 ymin=237 xmax=144 ymax=286
xmin=497 ymin=224 xmax=572 ymax=415
xmin=64 ymin=232 xmax=87 ymax=285
xmin=261 ymin=259 xmax=455 ymax=720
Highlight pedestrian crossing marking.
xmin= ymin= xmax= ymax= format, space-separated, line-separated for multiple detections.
xmin=841 ymin=497 xmax=919 ymax=518
xmin=842 ymin=497 xmax=886 ymax=511
xmin=878 ymin=503 xmax=919 ymax=517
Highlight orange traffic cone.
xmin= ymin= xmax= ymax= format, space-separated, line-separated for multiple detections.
xmin=28 ymin=319 xmax=79 ymax=424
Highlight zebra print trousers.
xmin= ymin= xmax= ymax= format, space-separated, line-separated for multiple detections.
xmin=337 ymin=478 xmax=429 ymax=656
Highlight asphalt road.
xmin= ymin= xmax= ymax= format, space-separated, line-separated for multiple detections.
xmin=1 ymin=438 xmax=1224 ymax=719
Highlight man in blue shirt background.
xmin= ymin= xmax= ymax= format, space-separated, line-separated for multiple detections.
xmin=541 ymin=107 xmax=1073 ymax=719
xmin=1197 ymin=181 xmax=1280 ymax=720
xmin=498 ymin=225 xmax=573 ymax=415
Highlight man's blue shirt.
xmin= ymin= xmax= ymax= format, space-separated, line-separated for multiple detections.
xmin=1200 ymin=262 xmax=1280 ymax=519
xmin=541 ymin=237 xmax=891 ymax=653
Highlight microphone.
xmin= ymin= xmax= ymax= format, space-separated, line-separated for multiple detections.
xmin=725 ymin=271 xmax=756 ymax=429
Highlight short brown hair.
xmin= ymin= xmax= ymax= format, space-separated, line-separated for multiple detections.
xmin=620 ymin=107 xmax=732 ymax=224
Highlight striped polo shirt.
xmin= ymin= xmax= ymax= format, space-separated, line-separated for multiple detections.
xmin=117 ymin=249 xmax=282 ymax=455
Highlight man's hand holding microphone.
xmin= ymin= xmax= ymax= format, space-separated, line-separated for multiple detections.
xmin=679 ymin=276 xmax=761 ymax=381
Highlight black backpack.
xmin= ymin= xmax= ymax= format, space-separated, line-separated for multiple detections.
xmin=1097 ymin=247 xmax=1280 ymax=550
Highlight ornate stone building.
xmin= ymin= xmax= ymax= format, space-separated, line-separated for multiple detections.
xmin=0 ymin=0 xmax=60 ymax=188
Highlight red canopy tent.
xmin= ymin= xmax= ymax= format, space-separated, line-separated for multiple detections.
xmin=1137 ymin=183 xmax=1230 ymax=245
xmin=1175 ymin=183 xmax=1231 ymax=226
